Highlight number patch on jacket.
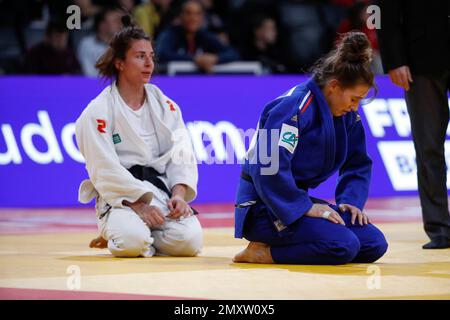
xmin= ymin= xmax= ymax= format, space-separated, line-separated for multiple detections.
xmin=96 ymin=119 xmax=106 ymax=133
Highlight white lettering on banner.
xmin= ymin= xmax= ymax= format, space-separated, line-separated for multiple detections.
xmin=377 ymin=141 xmax=450 ymax=191
xmin=21 ymin=110 xmax=64 ymax=164
xmin=1 ymin=110 xmax=83 ymax=165
xmin=386 ymin=99 xmax=410 ymax=137
xmin=1 ymin=113 xmax=250 ymax=165
xmin=0 ymin=124 xmax=23 ymax=164
xmin=362 ymin=99 xmax=393 ymax=137
xmin=61 ymin=123 xmax=84 ymax=163
xmin=363 ymin=98 xmax=450 ymax=191
xmin=2 ymin=100 xmax=449 ymax=172
xmin=362 ymin=99 xmax=450 ymax=138
xmin=186 ymin=121 xmax=247 ymax=162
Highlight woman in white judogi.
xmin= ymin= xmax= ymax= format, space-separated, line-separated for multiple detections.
xmin=75 ymin=16 xmax=202 ymax=258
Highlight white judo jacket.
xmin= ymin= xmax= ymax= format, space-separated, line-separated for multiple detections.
xmin=75 ymin=82 xmax=198 ymax=208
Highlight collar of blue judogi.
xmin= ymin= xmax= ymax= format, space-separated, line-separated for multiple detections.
xmin=305 ymin=77 xmax=337 ymax=175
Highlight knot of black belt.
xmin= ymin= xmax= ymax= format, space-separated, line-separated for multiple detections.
xmin=128 ymin=165 xmax=198 ymax=215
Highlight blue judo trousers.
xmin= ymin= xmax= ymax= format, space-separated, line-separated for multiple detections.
xmin=234 ymin=77 xmax=388 ymax=265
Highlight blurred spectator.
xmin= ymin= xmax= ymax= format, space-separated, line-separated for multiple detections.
xmin=133 ymin=0 xmax=173 ymax=38
xmin=77 ymin=8 xmax=122 ymax=76
xmin=117 ymin=0 xmax=136 ymax=13
xmin=277 ymin=1 xmax=339 ymax=73
xmin=156 ymin=0 xmax=239 ymax=73
xmin=227 ymin=0 xmax=279 ymax=54
xmin=73 ymin=0 xmax=101 ymax=30
xmin=240 ymin=15 xmax=286 ymax=74
xmin=23 ymin=20 xmax=80 ymax=74
xmin=198 ymin=0 xmax=228 ymax=43
xmin=1 ymin=0 xmax=390 ymax=75
xmin=336 ymin=0 xmax=383 ymax=73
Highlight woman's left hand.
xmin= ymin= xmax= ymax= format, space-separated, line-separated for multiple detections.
xmin=338 ymin=204 xmax=370 ymax=226
xmin=167 ymin=195 xmax=192 ymax=219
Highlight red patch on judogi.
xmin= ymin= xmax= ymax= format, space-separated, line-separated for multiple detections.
xmin=166 ymin=100 xmax=176 ymax=111
xmin=96 ymin=119 xmax=106 ymax=133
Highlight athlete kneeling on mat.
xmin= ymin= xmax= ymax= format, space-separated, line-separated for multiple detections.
xmin=234 ymin=32 xmax=388 ymax=265
xmin=75 ymin=16 xmax=202 ymax=258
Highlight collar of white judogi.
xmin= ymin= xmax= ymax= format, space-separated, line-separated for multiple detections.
xmin=109 ymin=82 xmax=175 ymax=163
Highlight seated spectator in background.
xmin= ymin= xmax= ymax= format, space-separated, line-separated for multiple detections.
xmin=156 ymin=0 xmax=239 ymax=73
xmin=198 ymin=0 xmax=229 ymax=44
xmin=133 ymin=0 xmax=173 ymax=38
xmin=23 ymin=20 xmax=80 ymax=74
xmin=73 ymin=0 xmax=101 ymax=30
xmin=241 ymin=15 xmax=286 ymax=74
xmin=117 ymin=0 xmax=136 ymax=13
xmin=336 ymin=0 xmax=383 ymax=74
xmin=77 ymin=8 xmax=122 ymax=77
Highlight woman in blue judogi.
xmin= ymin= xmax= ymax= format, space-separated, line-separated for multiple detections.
xmin=233 ymin=32 xmax=388 ymax=265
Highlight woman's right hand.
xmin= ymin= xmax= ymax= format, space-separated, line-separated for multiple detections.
xmin=138 ymin=205 xmax=165 ymax=228
xmin=130 ymin=202 xmax=165 ymax=228
xmin=305 ymin=204 xmax=345 ymax=225
xmin=124 ymin=199 xmax=165 ymax=227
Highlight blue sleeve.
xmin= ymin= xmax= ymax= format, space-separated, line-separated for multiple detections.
xmin=202 ymin=32 xmax=240 ymax=63
xmin=335 ymin=114 xmax=372 ymax=210
xmin=156 ymin=30 xmax=193 ymax=62
xmin=247 ymin=97 xmax=314 ymax=226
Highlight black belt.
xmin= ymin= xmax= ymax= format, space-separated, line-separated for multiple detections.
xmin=128 ymin=165 xmax=198 ymax=215
xmin=240 ymin=171 xmax=252 ymax=183
xmin=240 ymin=171 xmax=329 ymax=205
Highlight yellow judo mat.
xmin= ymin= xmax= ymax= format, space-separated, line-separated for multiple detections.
xmin=1 ymin=221 xmax=449 ymax=299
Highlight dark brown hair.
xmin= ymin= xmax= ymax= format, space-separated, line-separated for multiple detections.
xmin=311 ymin=31 xmax=377 ymax=99
xmin=95 ymin=15 xmax=151 ymax=79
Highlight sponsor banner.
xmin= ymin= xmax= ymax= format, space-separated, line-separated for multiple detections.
xmin=0 ymin=76 xmax=449 ymax=207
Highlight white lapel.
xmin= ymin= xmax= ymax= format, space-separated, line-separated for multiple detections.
xmin=110 ymin=82 xmax=177 ymax=167
xmin=145 ymin=86 xmax=174 ymax=155
xmin=110 ymin=83 xmax=151 ymax=160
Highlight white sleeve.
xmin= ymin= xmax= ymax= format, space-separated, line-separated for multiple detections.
xmin=165 ymin=100 xmax=198 ymax=203
xmin=75 ymin=106 xmax=153 ymax=207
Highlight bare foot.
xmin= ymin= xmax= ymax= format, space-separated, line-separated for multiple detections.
xmin=233 ymin=241 xmax=274 ymax=264
xmin=89 ymin=236 xmax=107 ymax=249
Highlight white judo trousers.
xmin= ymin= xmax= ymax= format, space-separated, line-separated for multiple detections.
xmin=96 ymin=187 xmax=203 ymax=258
xmin=76 ymin=82 xmax=202 ymax=258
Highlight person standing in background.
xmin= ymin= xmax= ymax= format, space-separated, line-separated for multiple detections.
xmin=376 ymin=0 xmax=450 ymax=249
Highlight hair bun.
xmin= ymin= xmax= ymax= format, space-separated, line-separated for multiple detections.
xmin=121 ymin=15 xmax=132 ymax=28
xmin=338 ymin=31 xmax=372 ymax=64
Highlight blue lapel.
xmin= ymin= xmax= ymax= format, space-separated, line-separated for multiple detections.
xmin=306 ymin=78 xmax=336 ymax=175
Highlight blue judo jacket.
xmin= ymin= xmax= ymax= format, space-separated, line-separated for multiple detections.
xmin=235 ymin=77 xmax=372 ymax=238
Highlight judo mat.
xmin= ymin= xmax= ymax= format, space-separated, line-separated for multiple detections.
xmin=0 ymin=197 xmax=449 ymax=300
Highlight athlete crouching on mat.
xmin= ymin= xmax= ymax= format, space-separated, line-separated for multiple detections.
xmin=233 ymin=32 xmax=388 ymax=265
xmin=75 ymin=16 xmax=202 ymax=258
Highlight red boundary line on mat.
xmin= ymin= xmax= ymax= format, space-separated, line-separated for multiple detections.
xmin=0 ymin=287 xmax=200 ymax=300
